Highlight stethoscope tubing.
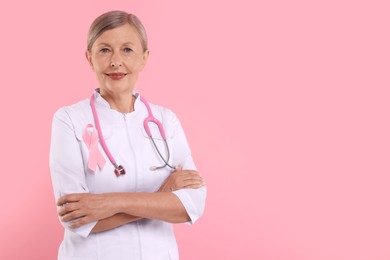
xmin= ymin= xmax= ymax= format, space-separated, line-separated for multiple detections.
xmin=149 ymin=137 xmax=174 ymax=171
xmin=90 ymin=95 xmax=118 ymax=167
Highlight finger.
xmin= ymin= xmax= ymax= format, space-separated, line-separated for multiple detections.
xmin=172 ymin=178 xmax=205 ymax=190
xmin=172 ymin=183 xmax=205 ymax=191
xmin=180 ymin=171 xmax=201 ymax=179
xmin=175 ymin=172 xmax=204 ymax=182
xmin=179 ymin=169 xmax=198 ymax=174
xmin=58 ymin=202 xmax=79 ymax=217
xmin=174 ymin=165 xmax=182 ymax=171
xmin=183 ymin=178 xmax=205 ymax=186
xmin=61 ymin=210 xmax=85 ymax=222
xmin=57 ymin=193 xmax=82 ymax=206
xmin=171 ymin=166 xmax=182 ymax=175
xmin=169 ymin=169 xmax=199 ymax=180
xmin=68 ymin=216 xmax=91 ymax=229
xmin=183 ymin=183 xmax=206 ymax=189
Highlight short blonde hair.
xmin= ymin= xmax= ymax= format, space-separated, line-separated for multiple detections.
xmin=87 ymin=10 xmax=148 ymax=52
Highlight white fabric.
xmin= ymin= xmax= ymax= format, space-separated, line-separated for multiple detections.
xmin=50 ymin=91 xmax=206 ymax=260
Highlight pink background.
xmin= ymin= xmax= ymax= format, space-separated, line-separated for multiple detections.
xmin=1 ymin=0 xmax=389 ymax=259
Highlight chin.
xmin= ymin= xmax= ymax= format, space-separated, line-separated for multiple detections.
xmin=104 ymin=81 xmax=134 ymax=94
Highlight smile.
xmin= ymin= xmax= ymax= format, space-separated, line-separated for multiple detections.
xmin=106 ymin=73 xmax=127 ymax=80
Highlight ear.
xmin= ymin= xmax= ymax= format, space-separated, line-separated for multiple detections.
xmin=85 ymin=50 xmax=94 ymax=70
xmin=139 ymin=49 xmax=150 ymax=71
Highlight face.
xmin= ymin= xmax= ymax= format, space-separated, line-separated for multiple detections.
xmin=86 ymin=23 xmax=149 ymax=96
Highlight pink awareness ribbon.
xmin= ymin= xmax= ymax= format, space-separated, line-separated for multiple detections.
xmin=83 ymin=124 xmax=106 ymax=172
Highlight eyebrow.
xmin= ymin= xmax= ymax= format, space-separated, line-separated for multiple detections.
xmin=123 ymin=42 xmax=135 ymax=46
xmin=97 ymin=42 xmax=135 ymax=46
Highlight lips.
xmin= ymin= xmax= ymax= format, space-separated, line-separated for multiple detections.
xmin=106 ymin=72 xmax=127 ymax=80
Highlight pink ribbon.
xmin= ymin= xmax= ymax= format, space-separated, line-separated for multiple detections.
xmin=83 ymin=124 xmax=106 ymax=172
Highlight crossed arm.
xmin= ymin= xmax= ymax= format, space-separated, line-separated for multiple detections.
xmin=57 ymin=167 xmax=205 ymax=233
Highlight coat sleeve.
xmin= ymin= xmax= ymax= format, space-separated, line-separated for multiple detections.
xmin=166 ymin=110 xmax=207 ymax=225
xmin=49 ymin=107 xmax=97 ymax=237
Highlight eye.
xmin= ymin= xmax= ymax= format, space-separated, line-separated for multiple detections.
xmin=100 ymin=48 xmax=110 ymax=53
xmin=123 ymin=47 xmax=133 ymax=53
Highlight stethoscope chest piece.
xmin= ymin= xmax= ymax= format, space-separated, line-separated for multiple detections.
xmin=114 ymin=165 xmax=126 ymax=177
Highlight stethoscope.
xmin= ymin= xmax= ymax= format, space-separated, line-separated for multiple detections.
xmin=90 ymin=93 xmax=175 ymax=176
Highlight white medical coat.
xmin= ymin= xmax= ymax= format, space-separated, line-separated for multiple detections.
xmin=50 ymin=91 xmax=206 ymax=260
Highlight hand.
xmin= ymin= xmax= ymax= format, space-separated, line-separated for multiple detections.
xmin=57 ymin=193 xmax=117 ymax=229
xmin=158 ymin=166 xmax=205 ymax=192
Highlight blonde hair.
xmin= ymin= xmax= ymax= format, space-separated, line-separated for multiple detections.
xmin=87 ymin=10 xmax=148 ymax=52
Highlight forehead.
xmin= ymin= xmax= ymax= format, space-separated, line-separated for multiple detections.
xmin=94 ymin=23 xmax=142 ymax=48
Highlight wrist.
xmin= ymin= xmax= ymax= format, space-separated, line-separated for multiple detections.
xmin=104 ymin=192 xmax=121 ymax=215
xmin=111 ymin=192 xmax=128 ymax=214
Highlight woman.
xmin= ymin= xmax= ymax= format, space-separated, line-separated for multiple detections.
xmin=50 ymin=10 xmax=206 ymax=260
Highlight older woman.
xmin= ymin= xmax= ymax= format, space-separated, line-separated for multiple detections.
xmin=50 ymin=10 xmax=206 ymax=260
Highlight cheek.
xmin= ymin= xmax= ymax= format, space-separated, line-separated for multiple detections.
xmin=127 ymin=59 xmax=145 ymax=72
xmin=92 ymin=56 xmax=109 ymax=71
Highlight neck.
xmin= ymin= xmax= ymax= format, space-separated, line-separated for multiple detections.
xmin=100 ymin=89 xmax=135 ymax=113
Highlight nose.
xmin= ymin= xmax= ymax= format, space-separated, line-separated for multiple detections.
xmin=110 ymin=52 xmax=123 ymax=68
